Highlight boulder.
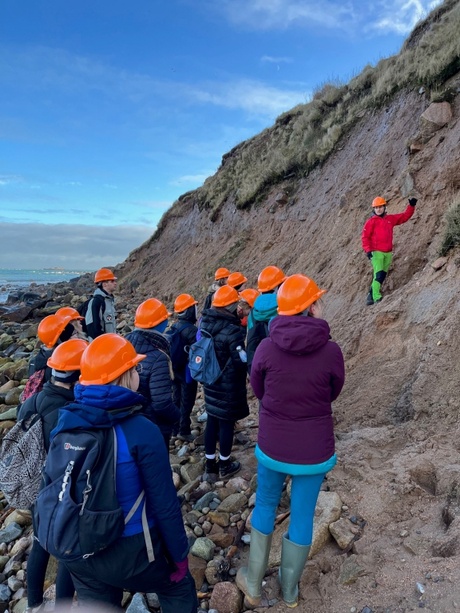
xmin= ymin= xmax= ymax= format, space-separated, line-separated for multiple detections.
xmin=421 ymin=101 xmax=452 ymax=128
xmin=209 ymin=581 xmax=243 ymax=613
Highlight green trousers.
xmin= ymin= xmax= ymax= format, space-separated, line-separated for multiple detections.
xmin=370 ymin=251 xmax=392 ymax=301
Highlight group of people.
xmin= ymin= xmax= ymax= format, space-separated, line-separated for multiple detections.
xmin=20 ymin=195 xmax=418 ymax=611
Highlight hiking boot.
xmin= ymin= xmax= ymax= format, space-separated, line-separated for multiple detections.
xmin=366 ymin=291 xmax=374 ymax=306
xmin=219 ymin=459 xmax=241 ymax=479
xmin=203 ymin=458 xmax=219 ymax=483
xmin=177 ymin=433 xmax=194 ymax=442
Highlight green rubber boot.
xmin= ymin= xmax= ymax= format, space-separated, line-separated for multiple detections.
xmin=236 ymin=528 xmax=273 ymax=606
xmin=279 ymin=533 xmax=311 ymax=608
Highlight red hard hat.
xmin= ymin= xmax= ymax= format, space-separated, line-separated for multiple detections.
xmin=79 ymin=334 xmax=145 ymax=385
xmin=277 ymin=274 xmax=327 ymax=316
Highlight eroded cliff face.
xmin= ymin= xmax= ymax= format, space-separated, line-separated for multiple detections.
xmin=119 ymin=84 xmax=460 ymax=609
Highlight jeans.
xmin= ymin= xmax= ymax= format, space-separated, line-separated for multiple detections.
xmin=251 ymin=462 xmax=325 ymax=546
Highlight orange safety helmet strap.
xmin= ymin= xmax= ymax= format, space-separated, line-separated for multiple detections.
xmin=372 ymin=196 xmax=387 ymax=208
xmin=94 ymin=268 xmax=117 ymax=283
xmin=135 ymin=298 xmax=171 ymax=329
xmin=174 ymin=293 xmax=198 ymax=313
xmin=79 ymin=333 xmax=145 ymax=385
xmin=47 ymin=339 xmax=89 ymax=371
xmin=212 ymin=285 xmax=239 ymax=308
xmin=277 ymin=274 xmax=327 ymax=316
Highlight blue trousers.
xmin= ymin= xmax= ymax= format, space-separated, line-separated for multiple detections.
xmin=251 ymin=462 xmax=325 ymax=546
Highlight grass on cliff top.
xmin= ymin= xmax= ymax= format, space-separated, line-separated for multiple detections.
xmin=151 ymin=0 xmax=460 ymax=237
xmin=439 ymin=198 xmax=460 ymax=256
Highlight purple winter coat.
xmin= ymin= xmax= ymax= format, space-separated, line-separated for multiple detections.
xmin=250 ymin=315 xmax=345 ymax=464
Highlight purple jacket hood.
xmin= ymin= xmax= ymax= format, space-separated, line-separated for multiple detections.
xmin=269 ymin=315 xmax=331 ymax=355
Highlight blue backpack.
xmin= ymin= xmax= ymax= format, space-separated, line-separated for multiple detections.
xmin=165 ymin=322 xmax=192 ymax=371
xmin=187 ymin=329 xmax=223 ymax=385
xmin=32 ymin=426 xmax=147 ymax=562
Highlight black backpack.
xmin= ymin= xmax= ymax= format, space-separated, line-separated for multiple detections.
xmin=32 ymin=425 xmax=149 ymax=562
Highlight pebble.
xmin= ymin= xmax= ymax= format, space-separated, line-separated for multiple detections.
xmin=241 ymin=534 xmax=251 ymax=544
xmin=416 ymin=582 xmax=425 ymax=594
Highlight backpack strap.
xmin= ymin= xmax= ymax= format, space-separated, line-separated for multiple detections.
xmin=113 ymin=427 xmax=155 ymax=563
xmin=156 ymin=348 xmax=175 ymax=381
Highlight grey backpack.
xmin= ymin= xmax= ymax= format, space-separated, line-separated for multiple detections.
xmin=0 ymin=398 xmax=47 ymax=509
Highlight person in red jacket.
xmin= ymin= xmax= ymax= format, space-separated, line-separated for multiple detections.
xmin=361 ymin=196 xmax=417 ymax=305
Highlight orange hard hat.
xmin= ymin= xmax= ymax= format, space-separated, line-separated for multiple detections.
xmin=94 ymin=268 xmax=117 ymax=283
xmin=37 ymin=314 xmax=73 ymax=348
xmin=212 ymin=285 xmax=239 ymax=308
xmin=277 ymin=274 xmax=327 ymax=316
xmin=238 ymin=288 xmax=260 ymax=308
xmin=257 ymin=266 xmax=286 ymax=292
xmin=214 ymin=267 xmax=231 ymax=281
xmin=56 ymin=306 xmax=83 ymax=321
xmin=47 ymin=339 xmax=89 ymax=371
xmin=372 ymin=196 xmax=387 ymax=208
xmin=134 ymin=298 xmax=171 ymax=329
xmin=79 ymin=333 xmax=145 ymax=385
xmin=174 ymin=293 xmax=198 ymax=313
xmin=227 ymin=272 xmax=248 ymax=288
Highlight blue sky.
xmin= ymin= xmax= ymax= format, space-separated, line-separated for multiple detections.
xmin=0 ymin=0 xmax=440 ymax=269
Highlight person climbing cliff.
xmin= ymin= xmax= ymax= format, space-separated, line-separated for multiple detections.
xmin=362 ymin=196 xmax=418 ymax=305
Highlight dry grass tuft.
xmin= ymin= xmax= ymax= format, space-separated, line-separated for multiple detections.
xmin=439 ymin=199 xmax=460 ymax=256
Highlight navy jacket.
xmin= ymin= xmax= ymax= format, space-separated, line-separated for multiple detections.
xmin=126 ymin=329 xmax=180 ymax=435
xmin=200 ymin=308 xmax=249 ymax=422
xmin=52 ymin=384 xmax=188 ymax=563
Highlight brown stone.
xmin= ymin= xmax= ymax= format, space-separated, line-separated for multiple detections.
xmin=209 ymin=581 xmax=243 ymax=613
xmin=188 ymin=554 xmax=207 ymax=590
xmin=421 ymin=101 xmax=452 ymax=127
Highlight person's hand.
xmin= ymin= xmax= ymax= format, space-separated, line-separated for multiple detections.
xmin=366 ymin=252 xmax=373 ymax=259
xmin=408 ymin=198 xmax=418 ymax=206
xmin=170 ymin=558 xmax=188 ymax=583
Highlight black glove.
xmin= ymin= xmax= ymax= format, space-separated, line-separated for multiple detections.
xmin=366 ymin=252 xmax=372 ymax=259
xmin=408 ymin=198 xmax=417 ymax=206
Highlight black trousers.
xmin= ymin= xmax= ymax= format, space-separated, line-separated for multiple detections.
xmin=65 ymin=529 xmax=197 ymax=613
xmin=172 ymin=378 xmax=198 ymax=435
xmin=204 ymin=413 xmax=235 ymax=457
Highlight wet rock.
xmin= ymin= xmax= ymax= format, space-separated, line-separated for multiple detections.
xmin=190 ymin=537 xmax=215 ymax=561
xmin=209 ymin=581 xmax=243 ymax=613
xmin=329 ymin=517 xmax=357 ymax=549
xmin=217 ymin=493 xmax=247 ymax=514
xmin=0 ymin=523 xmax=23 ymax=544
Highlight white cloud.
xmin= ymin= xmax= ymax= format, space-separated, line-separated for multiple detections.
xmin=0 ymin=222 xmax=152 ymax=269
xmin=188 ymin=79 xmax=307 ymax=118
xmin=170 ymin=174 xmax=210 ymax=187
xmin=261 ymin=55 xmax=293 ymax=64
xmin=210 ymin=0 xmax=441 ymax=35
xmin=0 ymin=174 xmax=25 ymax=186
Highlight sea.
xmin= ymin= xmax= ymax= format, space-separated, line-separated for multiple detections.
xmin=0 ymin=268 xmax=89 ymax=303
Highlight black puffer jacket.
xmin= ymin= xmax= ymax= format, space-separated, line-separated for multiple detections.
xmin=168 ymin=309 xmax=198 ymax=380
xmin=28 ymin=346 xmax=53 ymax=382
xmin=200 ymin=308 xmax=249 ymax=422
xmin=126 ymin=329 xmax=180 ymax=436
xmin=17 ymin=381 xmax=74 ymax=452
